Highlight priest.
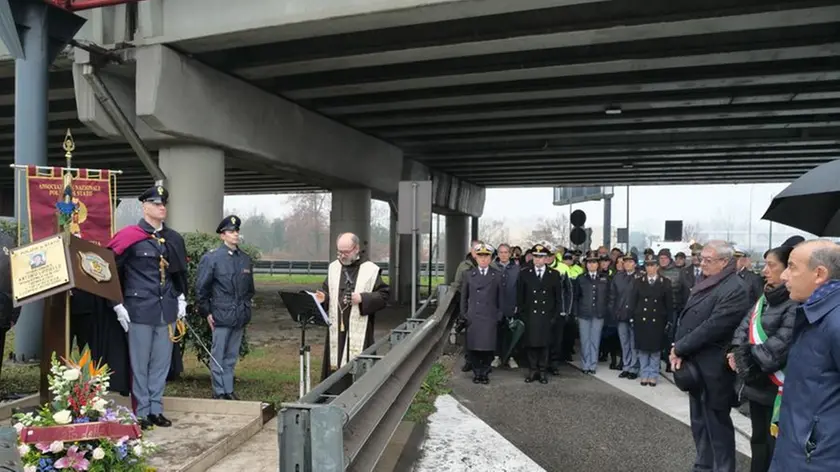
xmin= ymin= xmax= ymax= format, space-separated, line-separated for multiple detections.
xmin=315 ymin=232 xmax=389 ymax=388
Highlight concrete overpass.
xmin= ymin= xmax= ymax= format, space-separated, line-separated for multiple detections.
xmin=2 ymin=0 xmax=839 ymax=285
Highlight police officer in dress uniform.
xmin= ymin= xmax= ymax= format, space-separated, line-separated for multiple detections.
xmin=517 ymin=244 xmax=565 ymax=384
xmin=460 ymin=243 xmax=503 ymax=384
xmin=575 ymin=252 xmax=613 ymax=374
xmin=630 ymin=258 xmax=674 ymax=387
xmin=196 ymin=215 xmax=255 ymax=400
xmin=109 ymin=185 xmax=188 ymax=430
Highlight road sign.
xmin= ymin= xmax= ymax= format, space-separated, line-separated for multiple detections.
xmin=398 ymin=181 xmax=432 ymax=234
xmin=617 ymin=228 xmax=628 ymax=244
xmin=553 ymin=186 xmax=614 ymax=206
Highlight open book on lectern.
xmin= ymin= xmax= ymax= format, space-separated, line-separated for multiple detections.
xmin=278 ymin=290 xmax=330 ymax=326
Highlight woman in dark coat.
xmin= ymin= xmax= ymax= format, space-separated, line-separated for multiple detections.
xmin=460 ymin=243 xmax=503 ymax=384
xmin=631 ymin=259 xmax=673 ymax=386
xmin=728 ymin=245 xmax=798 ymax=472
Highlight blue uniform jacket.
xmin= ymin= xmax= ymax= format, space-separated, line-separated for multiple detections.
xmin=771 ymin=282 xmax=840 ymax=472
xmin=195 ymin=245 xmax=255 ymax=329
xmin=117 ymin=220 xmax=186 ymax=326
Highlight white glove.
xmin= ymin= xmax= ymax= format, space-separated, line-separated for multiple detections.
xmin=113 ymin=304 xmax=130 ymax=332
xmin=177 ymin=294 xmax=187 ymax=320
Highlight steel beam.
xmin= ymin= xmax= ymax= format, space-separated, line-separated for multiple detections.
xmin=234 ymin=6 xmax=840 ymax=77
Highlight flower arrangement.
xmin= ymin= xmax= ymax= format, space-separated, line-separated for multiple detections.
xmin=12 ymin=348 xmax=158 ymax=472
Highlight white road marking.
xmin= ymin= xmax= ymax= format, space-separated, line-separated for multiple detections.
xmin=412 ymin=394 xmax=547 ymax=472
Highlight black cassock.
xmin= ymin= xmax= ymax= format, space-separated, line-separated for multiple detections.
xmin=318 ymin=260 xmax=389 ymax=388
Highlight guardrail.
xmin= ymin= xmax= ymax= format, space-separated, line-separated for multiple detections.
xmin=278 ymin=287 xmax=457 ymax=472
xmin=255 ymin=260 xmax=445 ymax=277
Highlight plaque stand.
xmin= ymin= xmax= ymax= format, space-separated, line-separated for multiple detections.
xmin=41 ymin=291 xmax=70 ymax=403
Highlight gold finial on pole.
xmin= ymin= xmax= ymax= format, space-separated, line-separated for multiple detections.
xmin=62 ymin=128 xmax=75 ymax=168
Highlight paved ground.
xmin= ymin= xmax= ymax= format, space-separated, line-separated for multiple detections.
xmin=446 ymin=364 xmax=752 ymax=472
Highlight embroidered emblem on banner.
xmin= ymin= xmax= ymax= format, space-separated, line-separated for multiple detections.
xmin=78 ymin=251 xmax=112 ymax=282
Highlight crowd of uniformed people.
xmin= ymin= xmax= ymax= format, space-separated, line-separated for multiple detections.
xmin=454 ymin=240 xmax=763 ymax=388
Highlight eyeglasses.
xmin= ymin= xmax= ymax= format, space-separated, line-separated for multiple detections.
xmin=700 ymin=257 xmax=725 ymax=265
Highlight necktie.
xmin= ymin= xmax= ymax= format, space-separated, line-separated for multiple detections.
xmin=537 ymin=269 xmax=542 ymax=278
xmin=481 ymin=269 xmax=486 ymax=276
xmin=649 ymin=278 xmax=655 ymax=285
xmin=695 ymin=268 xmax=701 ymax=278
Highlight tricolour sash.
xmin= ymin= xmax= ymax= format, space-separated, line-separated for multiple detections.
xmin=748 ymin=295 xmax=784 ymax=437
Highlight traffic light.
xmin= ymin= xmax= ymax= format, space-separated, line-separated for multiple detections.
xmin=570 ymin=209 xmax=588 ymax=251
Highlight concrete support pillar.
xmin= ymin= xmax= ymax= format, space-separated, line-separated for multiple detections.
xmin=446 ymin=215 xmax=470 ymax=285
xmin=471 ymin=217 xmax=479 ymax=242
xmin=329 ymin=188 xmax=371 ymax=262
xmin=158 ymin=145 xmax=225 ymax=233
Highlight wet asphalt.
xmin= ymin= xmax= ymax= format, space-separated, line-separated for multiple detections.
xmin=449 ymin=364 xmax=751 ymax=472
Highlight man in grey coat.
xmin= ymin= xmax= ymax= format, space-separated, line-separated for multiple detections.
xmin=460 ymin=243 xmax=503 ymax=384
xmin=671 ymin=241 xmax=750 ymax=472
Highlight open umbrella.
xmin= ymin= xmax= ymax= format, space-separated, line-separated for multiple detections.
xmin=762 ymin=159 xmax=840 ymax=236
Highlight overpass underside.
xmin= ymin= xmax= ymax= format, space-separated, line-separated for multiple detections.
xmin=179 ymin=0 xmax=840 ymax=187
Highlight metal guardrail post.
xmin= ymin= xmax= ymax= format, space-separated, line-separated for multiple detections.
xmin=0 ymin=427 xmax=23 ymax=471
xmin=279 ymin=405 xmax=345 ymax=472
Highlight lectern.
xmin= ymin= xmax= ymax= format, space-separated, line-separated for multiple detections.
xmin=9 ymin=233 xmax=122 ymax=403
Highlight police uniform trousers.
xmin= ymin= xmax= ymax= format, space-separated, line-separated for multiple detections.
xmin=128 ymin=322 xmax=174 ymax=417
xmin=211 ymin=326 xmax=244 ymax=395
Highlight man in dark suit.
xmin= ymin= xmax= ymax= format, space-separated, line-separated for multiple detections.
xmin=735 ymin=248 xmax=764 ymax=308
xmin=671 ymin=241 xmax=749 ymax=472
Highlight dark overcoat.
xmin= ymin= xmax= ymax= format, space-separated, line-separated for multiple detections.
xmin=460 ymin=266 xmax=503 ymax=351
xmin=611 ymin=271 xmax=638 ymax=323
xmin=498 ymin=261 xmax=520 ymax=318
xmin=517 ymin=267 xmax=564 ymax=348
xmin=630 ymin=276 xmax=674 ymax=352
xmin=674 ymin=267 xmax=750 ymax=410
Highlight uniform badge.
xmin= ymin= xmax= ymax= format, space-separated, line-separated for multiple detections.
xmin=78 ymin=251 xmax=112 ymax=282
xmin=231 ymin=216 xmax=237 ymax=225
xmin=157 ymin=186 xmax=164 ymax=195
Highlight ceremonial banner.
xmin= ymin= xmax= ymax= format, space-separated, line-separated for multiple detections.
xmin=26 ymin=166 xmax=115 ymax=247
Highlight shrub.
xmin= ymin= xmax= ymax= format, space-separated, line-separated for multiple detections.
xmin=182 ymin=232 xmax=261 ymax=367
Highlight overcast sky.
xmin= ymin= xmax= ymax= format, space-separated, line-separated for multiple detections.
xmin=226 ymin=182 xmax=807 ymax=245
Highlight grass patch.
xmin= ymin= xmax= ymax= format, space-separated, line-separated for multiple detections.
xmin=404 ymin=358 xmax=453 ymax=424
xmin=2 ymin=329 xmax=318 ymax=409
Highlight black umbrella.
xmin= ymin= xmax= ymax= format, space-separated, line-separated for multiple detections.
xmin=762 ymin=159 xmax=840 ymax=236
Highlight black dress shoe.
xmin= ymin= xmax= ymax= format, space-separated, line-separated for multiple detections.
xmin=138 ymin=417 xmax=152 ymax=430
xmin=618 ymin=371 xmax=630 ymax=379
xmin=212 ymin=393 xmax=225 ymax=399
xmin=227 ymin=392 xmax=240 ymax=400
xmin=148 ymin=414 xmax=172 ymax=427
xmin=549 ymin=367 xmax=560 ymax=376
xmin=539 ymin=375 xmax=548 ymax=384
xmin=462 ymin=363 xmax=473 ymax=372
xmin=480 ymin=377 xmax=489 ymax=385
xmin=525 ymin=372 xmax=537 ymax=383
xmin=641 ymin=381 xmax=650 ymax=386
xmin=627 ymin=373 xmax=638 ymax=380
xmin=473 ymin=376 xmax=481 ymax=384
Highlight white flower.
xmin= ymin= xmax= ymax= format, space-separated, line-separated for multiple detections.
xmin=49 ymin=441 xmax=64 ymax=453
xmin=132 ymin=444 xmax=144 ymax=457
xmin=13 ymin=422 xmax=24 ymax=433
xmin=93 ymin=398 xmax=108 ymax=412
xmin=52 ymin=410 xmax=72 ymax=425
xmin=92 ymin=447 xmax=105 ymax=460
xmin=62 ymin=369 xmax=81 ymax=381
xmin=18 ymin=444 xmax=29 ymax=456
xmin=24 ymin=465 xmax=36 ymax=472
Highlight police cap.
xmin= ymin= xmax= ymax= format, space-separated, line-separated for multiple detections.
xmin=530 ymin=244 xmax=550 ymax=257
xmin=644 ymin=258 xmax=659 ymax=266
xmin=562 ymin=252 xmax=574 ymax=261
xmin=216 ymin=215 xmax=241 ymax=234
xmin=139 ymin=185 xmax=168 ymax=204
xmin=599 ymin=254 xmax=610 ymax=262
xmin=622 ymin=253 xmax=637 ymax=261
xmin=584 ymin=252 xmax=599 ymax=263
xmin=675 ymin=251 xmax=686 ymax=259
xmin=733 ymin=247 xmax=747 ymax=258
xmin=644 ymin=248 xmax=655 ymax=255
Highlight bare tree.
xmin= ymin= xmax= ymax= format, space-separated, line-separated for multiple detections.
xmin=682 ymin=222 xmax=703 ymax=242
xmin=479 ymin=218 xmax=510 ymax=246
xmin=526 ymin=214 xmax=571 ymax=249
xmin=283 ymin=193 xmax=331 ymax=259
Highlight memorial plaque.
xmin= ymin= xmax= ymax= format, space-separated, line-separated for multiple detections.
xmin=10 ymin=234 xmax=72 ymax=305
